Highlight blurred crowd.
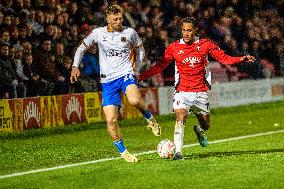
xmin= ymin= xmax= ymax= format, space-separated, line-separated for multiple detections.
xmin=0 ymin=0 xmax=283 ymax=99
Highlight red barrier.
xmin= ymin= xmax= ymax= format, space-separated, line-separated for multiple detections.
xmin=0 ymin=89 xmax=160 ymax=131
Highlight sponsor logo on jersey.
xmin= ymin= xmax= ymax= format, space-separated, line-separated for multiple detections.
xmin=121 ymin=37 xmax=126 ymax=42
xmin=181 ymin=57 xmax=201 ymax=68
xmin=103 ymin=49 xmax=128 ymax=57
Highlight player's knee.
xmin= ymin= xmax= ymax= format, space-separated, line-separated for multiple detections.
xmin=128 ymin=97 xmax=140 ymax=106
xmin=197 ymin=113 xmax=210 ymax=131
xmin=201 ymin=122 xmax=210 ymax=131
xmin=106 ymin=117 xmax=118 ymax=127
xmin=175 ymin=111 xmax=187 ymax=122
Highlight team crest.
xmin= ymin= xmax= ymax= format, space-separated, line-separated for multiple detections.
xmin=121 ymin=37 xmax=126 ymax=42
xmin=178 ymin=50 xmax=184 ymax=54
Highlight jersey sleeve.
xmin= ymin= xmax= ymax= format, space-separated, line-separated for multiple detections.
xmin=83 ymin=29 xmax=98 ymax=47
xmin=129 ymin=29 xmax=145 ymax=69
xmin=72 ymin=29 xmax=97 ymax=67
xmin=131 ymin=28 xmax=143 ymax=47
xmin=138 ymin=44 xmax=174 ymax=81
xmin=207 ymin=40 xmax=241 ymax=65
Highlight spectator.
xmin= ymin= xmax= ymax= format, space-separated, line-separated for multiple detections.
xmin=130 ymin=1 xmax=145 ymax=26
xmin=2 ymin=14 xmax=13 ymax=30
xmin=12 ymin=44 xmax=27 ymax=97
xmin=80 ymin=23 xmax=92 ymax=36
xmin=0 ymin=11 xmax=4 ymax=25
xmin=166 ymin=15 xmax=181 ymax=42
xmin=143 ymin=26 xmax=165 ymax=63
xmin=23 ymin=0 xmax=32 ymax=11
xmin=249 ymin=40 xmax=264 ymax=79
xmin=9 ymin=45 xmax=15 ymax=59
xmin=44 ymin=25 xmax=57 ymax=46
xmin=43 ymin=9 xmax=55 ymax=25
xmin=57 ymin=55 xmax=72 ymax=79
xmin=67 ymin=24 xmax=80 ymax=52
xmin=2 ymin=0 xmax=16 ymax=15
xmin=261 ymin=58 xmax=276 ymax=78
xmin=61 ymin=11 xmax=71 ymax=30
xmin=33 ymin=39 xmax=68 ymax=95
xmin=30 ymin=10 xmax=44 ymax=36
xmin=0 ymin=30 xmax=11 ymax=46
xmin=18 ymin=9 xmax=29 ymax=25
xmin=21 ymin=40 xmax=32 ymax=55
xmin=18 ymin=24 xmax=28 ymax=42
xmin=159 ymin=29 xmax=170 ymax=47
xmin=69 ymin=2 xmax=82 ymax=25
xmin=121 ymin=1 xmax=137 ymax=28
xmin=55 ymin=41 xmax=65 ymax=65
xmin=12 ymin=0 xmax=24 ymax=13
xmin=9 ymin=27 xmax=20 ymax=46
xmin=140 ymin=5 xmax=151 ymax=25
xmin=25 ymin=23 xmax=33 ymax=41
xmin=0 ymin=44 xmax=20 ymax=98
xmin=55 ymin=14 xmax=65 ymax=29
xmin=23 ymin=54 xmax=54 ymax=97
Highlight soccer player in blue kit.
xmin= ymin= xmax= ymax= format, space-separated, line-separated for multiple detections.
xmin=70 ymin=5 xmax=161 ymax=162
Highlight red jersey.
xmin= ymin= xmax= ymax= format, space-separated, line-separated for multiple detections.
xmin=139 ymin=38 xmax=242 ymax=92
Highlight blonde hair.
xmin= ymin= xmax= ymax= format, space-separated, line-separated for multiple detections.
xmin=105 ymin=4 xmax=123 ymax=15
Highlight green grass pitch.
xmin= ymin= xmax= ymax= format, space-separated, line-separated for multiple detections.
xmin=0 ymin=101 xmax=283 ymax=189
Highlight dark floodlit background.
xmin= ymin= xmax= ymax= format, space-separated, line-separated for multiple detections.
xmin=0 ymin=0 xmax=283 ymax=98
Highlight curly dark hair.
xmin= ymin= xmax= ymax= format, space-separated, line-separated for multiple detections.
xmin=181 ymin=17 xmax=197 ymax=27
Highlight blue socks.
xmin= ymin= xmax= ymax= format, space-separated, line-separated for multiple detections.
xmin=113 ymin=110 xmax=153 ymax=154
xmin=143 ymin=109 xmax=153 ymax=121
xmin=113 ymin=138 xmax=127 ymax=153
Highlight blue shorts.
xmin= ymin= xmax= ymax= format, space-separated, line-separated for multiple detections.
xmin=102 ymin=74 xmax=137 ymax=107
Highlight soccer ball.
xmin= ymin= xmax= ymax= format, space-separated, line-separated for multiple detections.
xmin=157 ymin=139 xmax=176 ymax=159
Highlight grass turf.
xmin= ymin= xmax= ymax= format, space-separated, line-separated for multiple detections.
xmin=0 ymin=100 xmax=283 ymax=188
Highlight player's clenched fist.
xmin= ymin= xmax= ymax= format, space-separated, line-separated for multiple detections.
xmin=70 ymin=66 xmax=80 ymax=83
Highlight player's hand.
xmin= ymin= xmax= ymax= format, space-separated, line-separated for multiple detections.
xmin=136 ymin=74 xmax=141 ymax=82
xmin=70 ymin=66 xmax=80 ymax=83
xmin=240 ymin=55 xmax=256 ymax=63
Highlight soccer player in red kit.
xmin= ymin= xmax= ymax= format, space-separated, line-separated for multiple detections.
xmin=138 ymin=17 xmax=255 ymax=160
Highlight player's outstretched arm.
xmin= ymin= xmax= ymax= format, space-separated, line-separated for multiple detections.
xmin=240 ymin=55 xmax=256 ymax=63
xmin=208 ymin=40 xmax=255 ymax=65
xmin=70 ymin=30 xmax=96 ymax=83
xmin=138 ymin=45 xmax=174 ymax=81
xmin=138 ymin=59 xmax=171 ymax=81
xmin=70 ymin=66 xmax=80 ymax=83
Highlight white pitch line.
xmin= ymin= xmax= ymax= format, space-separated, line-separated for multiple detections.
xmin=1 ymin=129 xmax=284 ymax=180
